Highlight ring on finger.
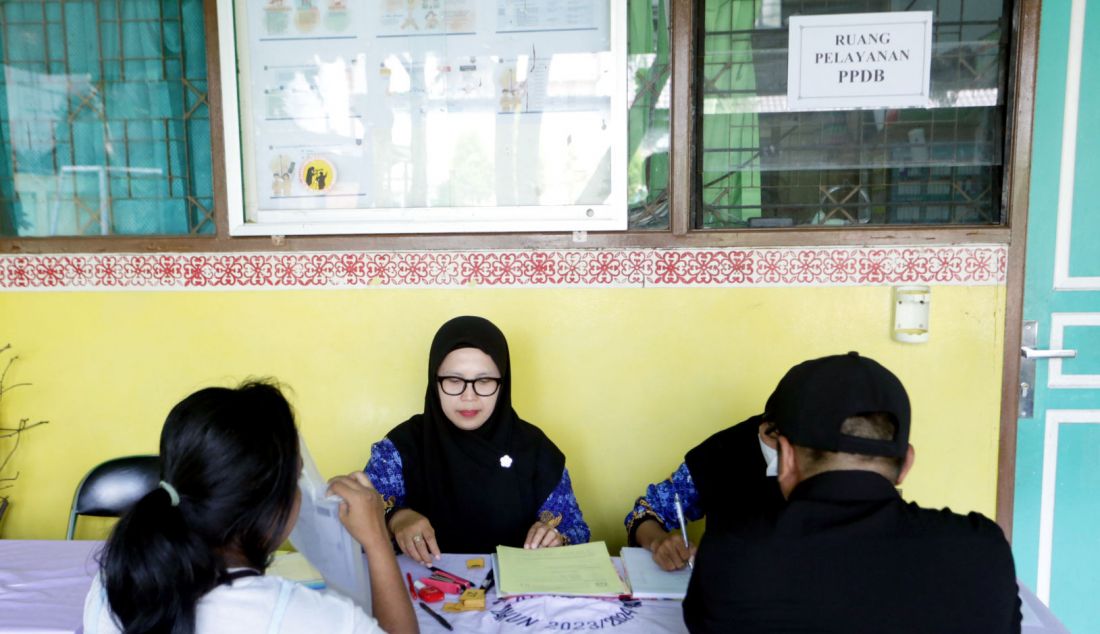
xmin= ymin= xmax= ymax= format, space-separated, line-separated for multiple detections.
xmin=413 ymin=534 xmax=424 ymax=543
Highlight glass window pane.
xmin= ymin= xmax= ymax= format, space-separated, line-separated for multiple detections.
xmin=698 ymin=0 xmax=1011 ymax=229
xmin=0 ymin=0 xmax=212 ymax=237
xmin=627 ymin=0 xmax=671 ymax=230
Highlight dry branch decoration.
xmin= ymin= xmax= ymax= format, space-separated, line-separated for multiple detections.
xmin=0 ymin=343 xmax=49 ymax=498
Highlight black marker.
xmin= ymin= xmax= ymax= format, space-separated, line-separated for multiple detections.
xmin=480 ymin=569 xmax=495 ymax=593
xmin=418 ymin=601 xmax=453 ymax=631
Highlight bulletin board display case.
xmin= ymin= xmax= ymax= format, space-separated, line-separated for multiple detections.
xmin=219 ymin=0 xmax=627 ymax=235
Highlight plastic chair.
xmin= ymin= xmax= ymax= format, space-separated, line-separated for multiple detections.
xmin=66 ymin=455 xmax=159 ymax=539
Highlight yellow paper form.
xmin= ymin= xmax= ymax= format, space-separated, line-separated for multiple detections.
xmin=268 ymin=552 xmax=325 ymax=589
xmin=496 ymin=541 xmax=628 ymax=597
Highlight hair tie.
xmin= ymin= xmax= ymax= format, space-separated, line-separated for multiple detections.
xmin=158 ymin=480 xmax=181 ymax=507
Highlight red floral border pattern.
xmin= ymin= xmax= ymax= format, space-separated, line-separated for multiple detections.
xmin=0 ymin=246 xmax=1007 ymax=290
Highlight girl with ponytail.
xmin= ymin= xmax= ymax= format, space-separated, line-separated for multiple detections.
xmin=82 ymin=381 xmax=417 ymax=634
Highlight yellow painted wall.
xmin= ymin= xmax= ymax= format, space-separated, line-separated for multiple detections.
xmin=0 ymin=283 xmax=1006 ymax=548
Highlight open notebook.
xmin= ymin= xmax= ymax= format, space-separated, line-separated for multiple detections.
xmin=619 ymin=547 xmax=691 ymax=600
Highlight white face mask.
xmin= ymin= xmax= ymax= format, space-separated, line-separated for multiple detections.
xmin=758 ymin=436 xmax=779 ymax=477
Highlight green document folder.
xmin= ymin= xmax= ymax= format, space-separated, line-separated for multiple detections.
xmin=495 ymin=541 xmax=628 ymax=598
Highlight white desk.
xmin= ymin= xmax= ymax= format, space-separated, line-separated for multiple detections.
xmin=0 ymin=540 xmax=1068 ymax=634
xmin=0 ymin=542 xmax=686 ymax=634
xmin=0 ymin=540 xmax=100 ymax=634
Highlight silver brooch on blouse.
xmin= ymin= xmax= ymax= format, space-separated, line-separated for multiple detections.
xmin=500 ymin=455 xmax=513 ymax=468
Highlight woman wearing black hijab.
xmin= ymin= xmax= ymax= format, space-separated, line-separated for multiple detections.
xmin=364 ymin=316 xmax=590 ymax=563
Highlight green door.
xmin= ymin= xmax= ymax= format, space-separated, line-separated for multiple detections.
xmin=1013 ymin=1 xmax=1100 ymax=631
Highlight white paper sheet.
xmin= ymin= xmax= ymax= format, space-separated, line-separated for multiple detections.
xmin=619 ymin=547 xmax=690 ymax=600
xmin=287 ymin=435 xmax=372 ymax=611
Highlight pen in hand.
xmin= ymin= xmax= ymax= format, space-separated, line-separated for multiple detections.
xmin=674 ymin=492 xmax=693 ymax=570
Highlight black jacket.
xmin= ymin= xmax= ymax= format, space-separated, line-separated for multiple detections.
xmin=683 ymin=470 xmax=1022 ymax=633
xmin=684 ymin=415 xmax=785 ymax=531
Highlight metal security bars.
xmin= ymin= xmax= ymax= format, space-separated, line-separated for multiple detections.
xmin=697 ymin=0 xmax=1011 ymax=229
xmin=0 ymin=0 xmax=211 ymax=237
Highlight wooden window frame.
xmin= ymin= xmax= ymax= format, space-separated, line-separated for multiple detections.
xmin=0 ymin=0 xmax=1033 ymax=255
xmin=994 ymin=0 xmax=1039 ymax=540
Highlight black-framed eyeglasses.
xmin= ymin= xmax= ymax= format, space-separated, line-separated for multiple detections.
xmin=437 ymin=376 xmax=502 ymax=397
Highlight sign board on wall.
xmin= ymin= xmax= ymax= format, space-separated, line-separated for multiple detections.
xmin=787 ymin=12 xmax=933 ymax=111
xmin=218 ymin=0 xmax=627 ymax=236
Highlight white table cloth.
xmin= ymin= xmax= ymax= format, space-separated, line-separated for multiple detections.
xmin=0 ymin=540 xmax=1068 ymax=634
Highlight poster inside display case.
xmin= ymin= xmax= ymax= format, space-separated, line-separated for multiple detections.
xmin=219 ymin=0 xmax=626 ymax=235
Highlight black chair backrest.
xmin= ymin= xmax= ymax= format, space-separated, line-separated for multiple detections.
xmin=67 ymin=455 xmax=159 ymax=539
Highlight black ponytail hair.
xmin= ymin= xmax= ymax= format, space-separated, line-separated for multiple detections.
xmin=100 ymin=380 xmax=301 ymax=634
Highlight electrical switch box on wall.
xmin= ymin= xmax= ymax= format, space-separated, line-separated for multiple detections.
xmin=893 ymin=286 xmax=930 ymax=343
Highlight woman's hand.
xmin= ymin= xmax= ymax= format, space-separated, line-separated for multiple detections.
xmin=524 ymin=520 xmax=564 ymax=549
xmin=388 ymin=508 xmax=441 ymax=565
xmin=326 ymin=472 xmax=389 ymax=551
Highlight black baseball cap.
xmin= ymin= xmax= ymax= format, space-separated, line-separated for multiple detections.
xmin=765 ymin=352 xmax=910 ymax=458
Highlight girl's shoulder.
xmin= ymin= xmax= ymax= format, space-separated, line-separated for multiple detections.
xmin=201 ymin=576 xmax=384 ymax=634
xmin=83 ymin=571 xmax=382 ymax=634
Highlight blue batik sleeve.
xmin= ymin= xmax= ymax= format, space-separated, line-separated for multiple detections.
xmin=363 ymin=437 xmax=406 ymax=513
xmin=536 ymin=467 xmax=591 ymax=545
xmin=623 ymin=462 xmax=703 ymax=540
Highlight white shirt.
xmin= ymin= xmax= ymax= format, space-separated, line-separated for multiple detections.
xmin=83 ymin=572 xmax=385 ymax=634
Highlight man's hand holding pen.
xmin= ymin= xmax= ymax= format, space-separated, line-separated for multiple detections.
xmin=648 ymin=530 xmax=697 ymax=571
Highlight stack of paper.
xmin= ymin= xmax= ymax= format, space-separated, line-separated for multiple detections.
xmin=619 ymin=547 xmax=691 ymax=600
xmin=495 ymin=541 xmax=628 ymax=598
xmin=288 ymin=436 xmax=372 ymax=610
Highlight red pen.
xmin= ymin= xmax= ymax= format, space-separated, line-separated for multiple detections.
xmin=405 ymin=572 xmax=417 ymax=601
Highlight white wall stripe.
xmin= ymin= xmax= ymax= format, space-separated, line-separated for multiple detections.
xmin=1037 ymin=409 xmax=1100 ymax=604
xmin=1037 ymin=411 xmax=1060 ymax=603
xmin=1053 ymin=0 xmax=1098 ymax=290
xmin=1048 ymin=313 xmax=1100 ymax=388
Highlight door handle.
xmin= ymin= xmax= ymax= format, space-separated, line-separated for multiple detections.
xmin=1018 ymin=321 xmax=1079 ymax=419
xmin=1021 ymin=346 xmax=1078 ymax=359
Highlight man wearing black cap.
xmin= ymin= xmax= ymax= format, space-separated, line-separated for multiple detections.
xmin=683 ymin=352 xmax=1021 ymax=633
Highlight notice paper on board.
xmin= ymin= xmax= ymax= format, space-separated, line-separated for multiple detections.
xmin=495 ymin=541 xmax=627 ymax=598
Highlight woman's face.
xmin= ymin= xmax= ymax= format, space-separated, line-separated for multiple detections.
xmin=436 ymin=347 xmax=502 ymax=431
